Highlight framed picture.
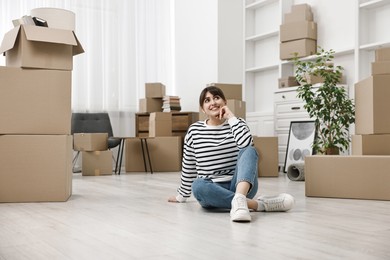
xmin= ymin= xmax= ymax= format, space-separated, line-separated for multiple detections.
xmin=284 ymin=120 xmax=317 ymax=173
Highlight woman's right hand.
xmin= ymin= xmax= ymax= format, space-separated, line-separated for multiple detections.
xmin=168 ymin=196 xmax=179 ymax=203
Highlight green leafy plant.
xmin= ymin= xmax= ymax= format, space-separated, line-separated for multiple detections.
xmin=293 ymin=48 xmax=355 ymax=155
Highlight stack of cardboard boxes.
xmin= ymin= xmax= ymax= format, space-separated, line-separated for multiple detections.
xmin=305 ymin=47 xmax=390 ymax=201
xmin=0 ymin=11 xmax=84 ymax=202
xmin=280 ymin=4 xmax=317 ymax=61
xmin=139 ymin=83 xmax=166 ymax=113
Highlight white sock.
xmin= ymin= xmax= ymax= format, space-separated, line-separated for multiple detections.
xmin=257 ymin=201 xmax=265 ymax=212
xmin=233 ymin=193 xmax=246 ymax=200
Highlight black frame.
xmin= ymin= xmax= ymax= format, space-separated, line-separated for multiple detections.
xmin=284 ymin=120 xmax=317 ymax=173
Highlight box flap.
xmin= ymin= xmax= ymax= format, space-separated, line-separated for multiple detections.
xmin=0 ymin=25 xmax=21 ymax=53
xmin=72 ymin=32 xmax=84 ymax=55
xmin=23 ymin=25 xmax=77 ymax=46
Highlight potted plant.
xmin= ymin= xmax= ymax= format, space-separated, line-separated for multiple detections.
xmin=293 ymin=48 xmax=355 ymax=155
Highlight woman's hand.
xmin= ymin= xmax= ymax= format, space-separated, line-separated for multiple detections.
xmin=168 ymin=196 xmax=179 ymax=203
xmin=219 ymin=105 xmax=235 ymax=120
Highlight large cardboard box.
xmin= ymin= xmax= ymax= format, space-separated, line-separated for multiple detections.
xmin=371 ymin=61 xmax=390 ymax=75
xmin=0 ymin=135 xmax=72 ymax=202
xmin=280 ymin=21 xmax=317 ymax=42
xmin=149 ymin=112 xmax=172 ymax=137
xmin=280 ymin=39 xmax=316 ymax=60
xmin=145 ymin=83 xmax=166 ymax=98
xmin=305 ymin=155 xmax=390 ymax=200
xmin=73 ymin=133 xmax=108 ymax=151
xmin=0 ymin=25 xmax=84 ymax=70
xmin=355 ymin=75 xmax=390 ymax=134
xmin=253 ymin=136 xmax=279 ymax=177
xmin=352 ymin=134 xmax=390 ymax=155
xmin=199 ymin=99 xmax=246 ymax=121
xmin=206 ymin=83 xmax=242 ymax=100
xmin=125 ymin=137 xmax=183 ymax=172
xmin=139 ymin=98 xmax=163 ymax=112
xmin=0 ymin=67 xmax=71 ymax=135
xmin=82 ymin=150 xmax=113 ymax=176
xmin=375 ymin=47 xmax=390 ymax=61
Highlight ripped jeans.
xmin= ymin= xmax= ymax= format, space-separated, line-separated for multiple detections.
xmin=192 ymin=146 xmax=259 ymax=209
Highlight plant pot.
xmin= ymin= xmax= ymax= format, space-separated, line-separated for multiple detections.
xmin=324 ymin=147 xmax=340 ymax=155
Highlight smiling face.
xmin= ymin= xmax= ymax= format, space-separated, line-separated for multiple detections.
xmin=202 ymin=91 xmax=227 ymax=118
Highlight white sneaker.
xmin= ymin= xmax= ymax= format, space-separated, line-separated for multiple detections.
xmin=257 ymin=193 xmax=295 ymax=212
xmin=230 ymin=195 xmax=251 ymax=222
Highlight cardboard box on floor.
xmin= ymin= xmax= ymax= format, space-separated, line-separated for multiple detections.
xmin=371 ymin=61 xmax=390 ymax=75
xmin=125 ymin=136 xmax=183 ymax=172
xmin=199 ymin=99 xmax=246 ymax=121
xmin=0 ymin=66 xmax=71 ymax=135
xmin=149 ymin=112 xmax=172 ymax=137
xmin=82 ymin=150 xmax=113 ymax=176
xmin=305 ymin=155 xmax=390 ymax=201
xmin=352 ymin=135 xmax=390 ymax=155
xmin=375 ymin=47 xmax=390 ymax=61
xmin=73 ymin=133 xmax=108 ymax=151
xmin=0 ymin=135 xmax=72 ymax=203
xmin=253 ymin=136 xmax=279 ymax=177
xmin=280 ymin=39 xmax=316 ymax=60
xmin=0 ymin=25 xmax=84 ymax=70
xmin=355 ymin=75 xmax=390 ymax=134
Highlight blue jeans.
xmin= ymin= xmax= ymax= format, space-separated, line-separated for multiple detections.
xmin=192 ymin=146 xmax=259 ymax=209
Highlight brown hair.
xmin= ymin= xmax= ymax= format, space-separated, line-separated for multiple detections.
xmin=199 ymin=86 xmax=227 ymax=107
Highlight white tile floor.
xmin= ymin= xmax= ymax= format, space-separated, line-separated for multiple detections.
xmin=1 ymin=171 xmax=390 ymax=259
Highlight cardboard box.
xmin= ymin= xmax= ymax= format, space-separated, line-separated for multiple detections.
xmin=82 ymin=150 xmax=113 ymax=176
xmin=305 ymin=155 xmax=390 ymax=201
xmin=371 ymin=61 xmax=390 ymax=75
xmin=375 ymin=47 xmax=390 ymax=61
xmin=149 ymin=112 xmax=172 ymax=137
xmin=139 ymin=98 xmax=163 ymax=112
xmin=253 ymin=136 xmax=279 ymax=177
xmin=73 ymin=133 xmax=108 ymax=151
xmin=280 ymin=21 xmax=317 ymax=42
xmin=125 ymin=137 xmax=183 ymax=172
xmin=206 ymin=83 xmax=242 ymax=100
xmin=0 ymin=67 xmax=71 ymax=135
xmin=291 ymin=3 xmax=312 ymax=15
xmin=278 ymin=77 xmax=298 ymax=88
xmin=145 ymin=83 xmax=166 ymax=98
xmin=355 ymin=75 xmax=390 ymax=134
xmin=284 ymin=10 xmax=313 ymax=23
xmin=280 ymin=39 xmax=316 ymax=60
xmin=199 ymin=99 xmax=246 ymax=121
xmin=0 ymin=25 xmax=84 ymax=70
xmin=0 ymin=135 xmax=72 ymax=202
xmin=352 ymin=134 xmax=390 ymax=155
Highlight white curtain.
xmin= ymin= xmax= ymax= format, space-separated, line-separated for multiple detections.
xmin=0 ymin=0 xmax=174 ymax=137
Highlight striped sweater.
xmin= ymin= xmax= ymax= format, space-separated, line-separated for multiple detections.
xmin=176 ymin=117 xmax=253 ymax=201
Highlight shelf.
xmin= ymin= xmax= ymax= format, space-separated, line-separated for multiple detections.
xmin=246 ymin=0 xmax=278 ymax=10
xmin=360 ymin=0 xmax=390 ymax=9
xmin=280 ymin=47 xmax=355 ymax=65
xmin=360 ymin=41 xmax=390 ymax=51
xmin=246 ymin=64 xmax=279 ymax=73
xmin=245 ymin=30 xmax=278 ymax=42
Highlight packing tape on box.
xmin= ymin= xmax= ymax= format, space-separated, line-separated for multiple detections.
xmin=31 ymin=8 xmax=75 ymax=31
xmin=287 ymin=163 xmax=305 ymax=181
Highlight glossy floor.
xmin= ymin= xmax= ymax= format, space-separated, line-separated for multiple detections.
xmin=1 ymin=172 xmax=390 ymax=260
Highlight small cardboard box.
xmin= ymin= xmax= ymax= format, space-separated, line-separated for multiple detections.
xmin=125 ymin=136 xmax=183 ymax=172
xmin=280 ymin=21 xmax=317 ymax=42
xmin=371 ymin=61 xmax=390 ymax=75
xmin=199 ymin=99 xmax=246 ymax=121
xmin=139 ymin=98 xmax=163 ymax=112
xmin=278 ymin=77 xmax=299 ymax=88
xmin=305 ymin=155 xmax=390 ymax=201
xmin=375 ymin=47 xmax=390 ymax=61
xmin=145 ymin=83 xmax=166 ymax=98
xmin=253 ymin=136 xmax=279 ymax=177
xmin=0 ymin=25 xmax=84 ymax=70
xmin=82 ymin=150 xmax=113 ymax=176
xmin=352 ymin=134 xmax=390 ymax=155
xmin=0 ymin=135 xmax=72 ymax=202
xmin=206 ymin=83 xmax=242 ymax=100
xmin=280 ymin=39 xmax=316 ymax=60
xmin=284 ymin=10 xmax=313 ymax=23
xmin=0 ymin=66 xmax=71 ymax=135
xmin=149 ymin=112 xmax=172 ymax=137
xmin=355 ymin=75 xmax=390 ymax=134
xmin=73 ymin=133 xmax=108 ymax=151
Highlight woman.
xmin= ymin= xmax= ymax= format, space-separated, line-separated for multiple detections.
xmin=168 ymin=86 xmax=294 ymax=222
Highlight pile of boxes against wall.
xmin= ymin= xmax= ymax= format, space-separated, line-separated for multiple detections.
xmin=0 ymin=9 xmax=84 ymax=202
xmin=73 ymin=133 xmax=113 ymax=176
xmin=305 ymin=47 xmax=390 ymax=201
xmin=280 ymin=3 xmax=317 ymax=61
